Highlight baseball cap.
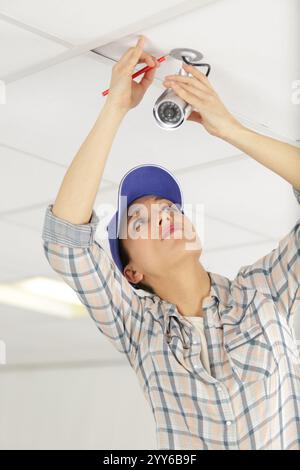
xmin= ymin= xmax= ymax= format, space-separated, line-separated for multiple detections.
xmin=106 ymin=164 xmax=184 ymax=289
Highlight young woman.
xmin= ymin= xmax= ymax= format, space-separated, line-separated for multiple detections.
xmin=42 ymin=36 xmax=300 ymax=449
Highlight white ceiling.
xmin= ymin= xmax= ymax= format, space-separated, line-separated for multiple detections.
xmin=0 ymin=0 xmax=193 ymax=45
xmin=97 ymin=0 xmax=300 ymax=140
xmin=0 ymin=18 xmax=67 ymax=77
xmin=0 ymin=0 xmax=299 ymax=367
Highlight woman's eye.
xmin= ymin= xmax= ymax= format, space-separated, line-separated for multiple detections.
xmin=163 ymin=204 xmax=178 ymax=213
xmin=134 ymin=218 xmax=146 ymax=231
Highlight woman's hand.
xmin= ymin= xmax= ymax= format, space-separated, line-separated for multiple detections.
xmin=106 ymin=35 xmax=160 ymax=113
xmin=163 ymin=63 xmax=243 ymax=139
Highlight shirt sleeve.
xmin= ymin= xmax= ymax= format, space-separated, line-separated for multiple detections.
xmin=41 ymin=203 xmax=145 ymax=368
xmin=236 ymin=186 xmax=300 ymax=326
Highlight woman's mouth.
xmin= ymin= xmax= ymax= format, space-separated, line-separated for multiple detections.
xmin=162 ymin=223 xmax=177 ymax=239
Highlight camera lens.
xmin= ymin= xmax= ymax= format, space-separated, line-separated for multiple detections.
xmin=158 ymin=101 xmax=181 ymax=124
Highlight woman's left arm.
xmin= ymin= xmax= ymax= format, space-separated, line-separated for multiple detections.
xmin=164 ymin=63 xmax=300 ymax=191
xmin=221 ymin=125 xmax=300 ymax=192
xmin=164 ymin=64 xmax=300 ymax=325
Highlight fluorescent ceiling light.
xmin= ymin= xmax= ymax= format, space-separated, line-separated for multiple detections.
xmin=0 ymin=276 xmax=86 ymax=318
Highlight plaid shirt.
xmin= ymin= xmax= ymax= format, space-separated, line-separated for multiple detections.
xmin=42 ymin=186 xmax=300 ymax=450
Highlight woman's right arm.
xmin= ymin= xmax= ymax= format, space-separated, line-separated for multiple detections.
xmin=51 ymin=102 xmax=125 ymax=225
xmin=42 ymin=204 xmax=146 ymax=368
xmin=42 ymin=36 xmax=160 ymax=367
xmin=52 ymin=34 xmax=159 ymax=225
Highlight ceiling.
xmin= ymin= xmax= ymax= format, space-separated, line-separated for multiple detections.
xmin=0 ymin=0 xmax=299 ymax=367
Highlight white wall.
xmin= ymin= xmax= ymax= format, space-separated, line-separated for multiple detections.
xmin=0 ymin=362 xmax=156 ymax=450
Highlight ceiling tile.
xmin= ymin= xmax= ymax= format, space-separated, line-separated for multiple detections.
xmin=0 ymin=0 xmax=199 ymax=45
xmin=0 ymin=18 xmax=67 ymax=77
xmin=97 ymin=0 xmax=300 ymax=140
xmin=0 ymin=57 xmax=108 ymax=164
xmin=0 ymin=54 xmax=240 ymax=178
xmin=178 ymin=157 xmax=299 ymax=239
xmin=0 ymin=219 xmax=54 ymax=282
xmin=0 ymin=303 xmax=124 ymax=365
xmin=0 ymin=145 xmax=65 ymax=213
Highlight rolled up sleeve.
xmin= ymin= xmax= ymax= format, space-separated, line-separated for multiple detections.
xmin=41 ymin=204 xmax=145 ymax=367
xmin=236 ymin=186 xmax=300 ymax=326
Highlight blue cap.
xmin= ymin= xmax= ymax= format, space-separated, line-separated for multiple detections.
xmin=106 ymin=164 xmax=184 ymax=289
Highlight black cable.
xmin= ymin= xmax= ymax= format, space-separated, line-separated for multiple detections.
xmin=181 ymin=55 xmax=211 ymax=77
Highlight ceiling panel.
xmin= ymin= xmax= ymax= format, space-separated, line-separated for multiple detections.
xmin=1 ymin=181 xmax=114 ymax=232
xmin=0 ymin=303 xmax=124 ymax=365
xmin=97 ymin=0 xmax=300 ymax=140
xmin=0 ymin=150 xmax=113 ymax=220
xmin=0 ymin=145 xmax=66 ymax=213
xmin=0 ymin=57 xmax=109 ymax=164
xmin=0 ymin=54 xmax=241 ymax=178
xmin=178 ymin=157 xmax=299 ymax=239
xmin=0 ymin=184 xmax=116 ymax=282
xmin=0 ymin=18 xmax=67 ymax=77
xmin=0 ymin=0 xmax=210 ymax=45
xmin=0 ymin=219 xmax=55 ymax=282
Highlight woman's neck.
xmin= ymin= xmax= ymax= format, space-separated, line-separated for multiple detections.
xmin=152 ymin=259 xmax=211 ymax=317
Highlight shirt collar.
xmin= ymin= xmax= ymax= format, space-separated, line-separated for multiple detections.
xmin=153 ymin=271 xmax=228 ymax=334
xmin=149 ymin=269 xmax=256 ymax=331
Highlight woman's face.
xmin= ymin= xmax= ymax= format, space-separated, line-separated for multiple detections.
xmin=119 ymin=194 xmax=202 ymax=284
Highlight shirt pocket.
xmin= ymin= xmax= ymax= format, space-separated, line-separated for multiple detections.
xmin=224 ymin=323 xmax=278 ymax=383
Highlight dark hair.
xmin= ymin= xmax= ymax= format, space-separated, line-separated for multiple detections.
xmin=118 ymin=238 xmax=156 ymax=295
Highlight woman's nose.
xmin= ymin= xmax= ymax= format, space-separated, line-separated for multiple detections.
xmin=159 ymin=211 xmax=172 ymax=225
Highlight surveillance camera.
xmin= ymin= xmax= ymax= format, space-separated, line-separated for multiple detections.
xmin=153 ymin=67 xmax=194 ymax=130
xmin=152 ymin=48 xmax=210 ymax=130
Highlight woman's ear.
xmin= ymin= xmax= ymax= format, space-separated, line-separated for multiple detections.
xmin=123 ymin=265 xmax=144 ymax=284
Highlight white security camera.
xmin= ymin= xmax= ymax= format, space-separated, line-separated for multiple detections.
xmin=153 ymin=48 xmax=210 ymax=130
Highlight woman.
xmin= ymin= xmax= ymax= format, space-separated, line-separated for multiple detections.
xmin=42 ymin=35 xmax=300 ymax=449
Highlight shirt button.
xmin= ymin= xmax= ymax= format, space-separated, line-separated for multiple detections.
xmin=226 ymin=420 xmax=232 ymax=426
xmin=192 ymin=340 xmax=198 ymax=345
xmin=217 ymin=386 xmax=222 ymax=392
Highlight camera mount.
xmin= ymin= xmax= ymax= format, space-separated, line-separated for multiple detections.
xmin=169 ymin=48 xmax=211 ymax=76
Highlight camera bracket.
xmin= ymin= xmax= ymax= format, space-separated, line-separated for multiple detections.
xmin=169 ymin=48 xmax=203 ymax=64
xmin=169 ymin=48 xmax=211 ymax=76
